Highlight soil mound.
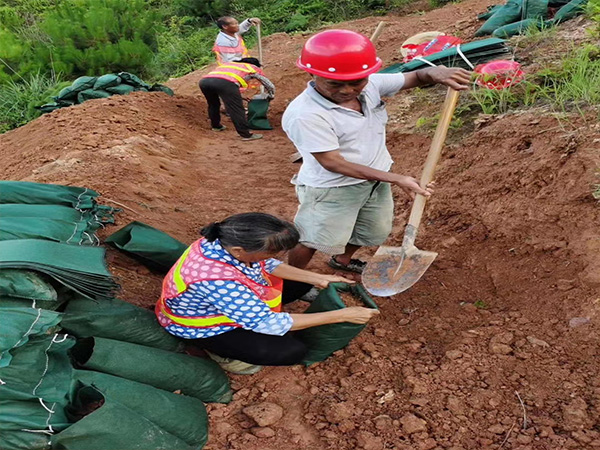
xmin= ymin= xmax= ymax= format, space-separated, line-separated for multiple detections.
xmin=1 ymin=0 xmax=599 ymax=448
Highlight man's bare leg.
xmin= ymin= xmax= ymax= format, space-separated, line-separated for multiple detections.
xmin=288 ymin=244 xmax=316 ymax=269
xmin=332 ymin=244 xmax=362 ymax=266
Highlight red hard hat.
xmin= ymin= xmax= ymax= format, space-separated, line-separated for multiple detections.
xmin=297 ymin=29 xmax=382 ymax=80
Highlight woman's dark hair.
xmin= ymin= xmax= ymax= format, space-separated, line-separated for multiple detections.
xmin=237 ymin=57 xmax=261 ymax=68
xmin=201 ymin=213 xmax=299 ymax=253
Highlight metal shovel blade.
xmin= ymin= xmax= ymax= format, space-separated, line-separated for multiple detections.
xmin=362 ymin=245 xmax=438 ymax=297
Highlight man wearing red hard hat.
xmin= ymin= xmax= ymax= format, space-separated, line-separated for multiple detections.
xmin=282 ymin=29 xmax=471 ymax=273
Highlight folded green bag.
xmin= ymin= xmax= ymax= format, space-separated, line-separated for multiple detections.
xmin=0 ymin=181 xmax=99 ymax=209
xmin=105 ymin=221 xmax=188 ymax=272
xmin=0 ymin=307 xmax=62 ymax=368
xmin=248 ymin=98 xmax=273 ymax=130
xmin=0 ymin=269 xmax=57 ymax=301
xmin=77 ymin=89 xmax=111 ymax=103
xmin=297 ymin=283 xmax=378 ymax=366
xmin=52 ymin=384 xmax=194 ymax=450
xmin=74 ymin=370 xmax=208 ymax=449
xmin=62 ymin=296 xmax=183 ymax=352
xmin=0 ymin=217 xmax=98 ymax=245
xmin=0 ymin=399 xmax=70 ymax=450
xmin=70 ymin=337 xmax=232 ymax=403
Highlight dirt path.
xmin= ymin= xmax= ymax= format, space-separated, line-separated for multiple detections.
xmin=1 ymin=0 xmax=599 ymax=448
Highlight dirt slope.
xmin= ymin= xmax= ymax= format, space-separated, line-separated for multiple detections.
xmin=1 ymin=0 xmax=599 ymax=449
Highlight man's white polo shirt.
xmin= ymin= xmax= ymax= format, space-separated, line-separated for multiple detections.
xmin=282 ymin=73 xmax=405 ymax=188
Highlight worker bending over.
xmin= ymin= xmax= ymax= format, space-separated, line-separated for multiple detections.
xmin=199 ymin=57 xmax=274 ymax=141
xmin=156 ymin=213 xmax=378 ymax=374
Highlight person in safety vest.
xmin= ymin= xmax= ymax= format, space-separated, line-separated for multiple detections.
xmin=213 ymin=16 xmax=260 ymax=64
xmin=282 ymin=29 xmax=471 ymax=273
xmin=156 ymin=213 xmax=379 ymax=375
xmin=199 ymin=57 xmax=275 ymax=141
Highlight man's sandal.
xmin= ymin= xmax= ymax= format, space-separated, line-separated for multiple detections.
xmin=328 ymin=256 xmax=367 ymax=274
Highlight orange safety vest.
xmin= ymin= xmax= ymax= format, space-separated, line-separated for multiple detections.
xmin=156 ymin=239 xmax=283 ymax=329
xmin=213 ymin=34 xmax=249 ymax=65
xmin=202 ymin=62 xmax=263 ymax=90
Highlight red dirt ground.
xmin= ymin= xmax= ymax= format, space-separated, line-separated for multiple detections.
xmin=1 ymin=1 xmax=599 ymax=449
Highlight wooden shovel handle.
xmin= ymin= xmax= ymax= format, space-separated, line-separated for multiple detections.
xmin=370 ymin=21 xmax=385 ymax=43
xmin=407 ymin=87 xmax=460 ymax=229
xmin=257 ymin=23 xmax=264 ymax=94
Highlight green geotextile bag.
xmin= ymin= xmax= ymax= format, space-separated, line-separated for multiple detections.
xmin=151 ymin=84 xmax=175 ymax=96
xmin=478 ymin=4 xmax=503 ymax=19
xmin=492 ymin=18 xmax=549 ymax=36
xmin=0 ymin=204 xmax=108 ymax=225
xmin=93 ymin=74 xmax=121 ymax=90
xmin=118 ymin=72 xmax=151 ymax=89
xmin=52 ymin=384 xmax=194 ymax=450
xmin=380 ymin=38 xmax=512 ymax=73
xmin=77 ymin=89 xmax=111 ymax=103
xmin=0 ymin=334 xmax=74 ymax=402
xmin=0 ymin=240 xmax=119 ymax=301
xmin=523 ymin=0 xmax=549 ymax=18
xmin=0 ymin=306 xmax=61 ymax=368
xmin=0 ymin=181 xmax=100 ymax=209
xmin=475 ymin=0 xmax=524 ymax=36
xmin=73 ymin=370 xmax=208 ymax=448
xmin=105 ymin=221 xmax=188 ymax=272
xmin=247 ymin=98 xmax=273 ymax=130
xmin=70 ymin=337 xmax=232 ymax=403
xmin=61 ymin=296 xmax=184 ymax=352
xmin=105 ymin=84 xmax=135 ymax=95
xmin=297 ymin=283 xmax=378 ymax=366
xmin=553 ymin=0 xmax=587 ymax=23
xmin=0 ymin=217 xmax=99 ymax=245
xmin=0 ymin=400 xmax=70 ymax=450
xmin=0 ymin=269 xmax=57 ymax=301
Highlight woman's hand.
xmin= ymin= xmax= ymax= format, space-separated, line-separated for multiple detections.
xmin=337 ymin=307 xmax=380 ymax=324
xmin=314 ymin=274 xmax=355 ymax=289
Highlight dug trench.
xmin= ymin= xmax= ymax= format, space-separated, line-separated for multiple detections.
xmin=1 ymin=0 xmax=599 ymax=448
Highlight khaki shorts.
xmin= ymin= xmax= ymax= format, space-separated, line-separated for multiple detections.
xmin=294 ymin=181 xmax=394 ymax=255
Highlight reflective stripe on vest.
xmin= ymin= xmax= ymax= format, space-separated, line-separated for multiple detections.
xmin=156 ymin=240 xmax=283 ymax=329
xmin=203 ymin=63 xmax=258 ymax=89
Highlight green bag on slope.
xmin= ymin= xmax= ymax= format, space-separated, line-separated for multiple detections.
xmin=52 ymin=385 xmax=194 ymax=450
xmin=70 ymin=337 xmax=232 ymax=403
xmin=61 ymin=296 xmax=183 ymax=352
xmin=492 ymin=18 xmax=548 ymax=37
xmin=105 ymin=221 xmax=188 ymax=272
xmin=553 ymin=0 xmax=588 ymax=23
xmin=475 ymin=0 xmax=523 ymax=36
xmin=297 ymin=283 xmax=378 ymax=366
xmin=74 ymin=370 xmax=208 ymax=449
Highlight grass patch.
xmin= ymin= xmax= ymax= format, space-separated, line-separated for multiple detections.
xmin=0 ymin=72 xmax=67 ymax=133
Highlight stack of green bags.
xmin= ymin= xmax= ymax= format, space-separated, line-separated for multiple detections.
xmin=38 ymin=72 xmax=175 ymax=113
xmin=475 ymin=0 xmax=588 ymax=38
xmin=380 ymin=38 xmax=512 ymax=73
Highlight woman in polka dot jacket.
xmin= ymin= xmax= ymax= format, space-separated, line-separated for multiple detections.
xmin=156 ymin=212 xmax=379 ymax=374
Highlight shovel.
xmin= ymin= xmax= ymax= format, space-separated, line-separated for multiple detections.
xmin=362 ymin=87 xmax=460 ymax=297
